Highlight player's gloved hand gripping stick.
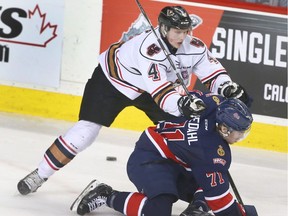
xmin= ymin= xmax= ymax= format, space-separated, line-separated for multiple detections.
xmin=135 ymin=0 xmax=206 ymax=117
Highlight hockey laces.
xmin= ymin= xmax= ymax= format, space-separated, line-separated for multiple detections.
xmin=24 ymin=170 xmax=45 ymax=190
xmin=87 ymin=196 xmax=107 ymax=212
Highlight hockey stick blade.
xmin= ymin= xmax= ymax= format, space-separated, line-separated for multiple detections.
xmin=70 ymin=179 xmax=100 ymax=211
xmin=244 ymin=205 xmax=258 ymax=216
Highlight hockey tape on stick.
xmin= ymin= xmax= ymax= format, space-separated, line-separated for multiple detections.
xmin=134 ymin=0 xmax=195 ymax=101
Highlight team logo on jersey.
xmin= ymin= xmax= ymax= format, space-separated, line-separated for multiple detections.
xmin=181 ymin=70 xmax=189 ymax=80
xmin=212 ymin=96 xmax=221 ymax=105
xmin=213 ymin=158 xmax=227 ymax=166
xmin=217 ymin=145 xmax=225 ymax=156
xmin=120 ymin=13 xmax=203 ymax=42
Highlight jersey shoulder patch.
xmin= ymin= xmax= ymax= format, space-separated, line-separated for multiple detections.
xmin=139 ymin=31 xmax=167 ymax=62
xmin=177 ymin=36 xmax=206 ymax=55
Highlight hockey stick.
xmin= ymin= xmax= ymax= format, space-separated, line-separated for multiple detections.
xmin=228 ymin=171 xmax=259 ymax=215
xmin=228 ymin=171 xmax=244 ymax=205
xmin=135 ymin=0 xmax=196 ymax=102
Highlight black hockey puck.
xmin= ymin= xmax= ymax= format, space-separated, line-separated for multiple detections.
xmin=106 ymin=156 xmax=117 ymax=161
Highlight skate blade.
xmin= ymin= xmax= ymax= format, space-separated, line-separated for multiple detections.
xmin=70 ymin=179 xmax=100 ymax=211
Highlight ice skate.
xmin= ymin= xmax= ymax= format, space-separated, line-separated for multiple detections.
xmin=17 ymin=169 xmax=47 ymax=195
xmin=71 ymin=180 xmax=113 ymax=215
xmin=180 ymin=199 xmax=213 ymax=216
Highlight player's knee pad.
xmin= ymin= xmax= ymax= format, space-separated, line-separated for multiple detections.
xmin=142 ymin=194 xmax=176 ymax=216
xmin=62 ymin=120 xmax=102 ymax=153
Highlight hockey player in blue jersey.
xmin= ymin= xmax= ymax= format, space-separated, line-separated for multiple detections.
xmin=72 ymin=91 xmax=257 ymax=216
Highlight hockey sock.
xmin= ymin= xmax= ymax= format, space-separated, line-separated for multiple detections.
xmin=37 ymin=120 xmax=101 ymax=179
xmin=39 ymin=136 xmax=77 ymax=178
xmin=107 ymin=192 xmax=175 ymax=216
xmin=107 ymin=192 xmax=147 ymax=215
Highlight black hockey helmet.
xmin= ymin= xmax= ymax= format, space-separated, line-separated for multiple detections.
xmin=158 ymin=6 xmax=192 ymax=30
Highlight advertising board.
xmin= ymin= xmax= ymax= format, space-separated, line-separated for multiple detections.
xmin=0 ymin=0 xmax=64 ymax=87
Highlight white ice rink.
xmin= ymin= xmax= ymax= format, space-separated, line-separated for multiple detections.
xmin=0 ymin=112 xmax=287 ymax=216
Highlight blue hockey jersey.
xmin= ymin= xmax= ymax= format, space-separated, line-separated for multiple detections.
xmin=133 ymin=92 xmax=243 ymax=215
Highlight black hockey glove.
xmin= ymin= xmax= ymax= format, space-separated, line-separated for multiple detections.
xmin=218 ymin=81 xmax=253 ymax=107
xmin=244 ymin=205 xmax=258 ymax=216
xmin=180 ymin=200 xmax=211 ymax=216
xmin=178 ymin=95 xmax=206 ymax=118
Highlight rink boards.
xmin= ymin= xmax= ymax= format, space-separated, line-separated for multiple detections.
xmin=0 ymin=84 xmax=286 ymax=153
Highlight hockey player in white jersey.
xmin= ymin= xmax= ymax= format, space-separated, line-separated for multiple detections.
xmin=17 ymin=5 xmax=251 ymax=196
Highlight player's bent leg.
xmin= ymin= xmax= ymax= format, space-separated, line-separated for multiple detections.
xmin=141 ymin=194 xmax=175 ymax=216
xmin=109 ymin=192 xmax=175 ymax=216
xmin=38 ymin=120 xmax=101 ymax=176
xmin=72 ymin=180 xmax=175 ymax=216
xmin=17 ymin=120 xmax=102 ymax=195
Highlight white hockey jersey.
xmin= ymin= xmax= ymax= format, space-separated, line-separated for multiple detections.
xmin=98 ymin=28 xmax=231 ymax=117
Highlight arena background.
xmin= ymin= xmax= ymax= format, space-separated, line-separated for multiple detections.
xmin=0 ymin=0 xmax=287 ymax=152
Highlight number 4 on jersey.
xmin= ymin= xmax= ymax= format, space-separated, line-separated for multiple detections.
xmin=148 ymin=63 xmax=161 ymax=81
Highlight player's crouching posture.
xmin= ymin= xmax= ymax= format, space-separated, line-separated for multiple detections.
xmin=71 ymin=92 xmax=257 ymax=216
xmin=17 ymin=5 xmax=251 ymax=197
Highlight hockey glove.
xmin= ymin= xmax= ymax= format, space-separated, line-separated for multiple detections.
xmin=178 ymin=95 xmax=206 ymax=118
xmin=180 ymin=199 xmax=211 ymax=216
xmin=218 ymin=81 xmax=253 ymax=107
xmin=244 ymin=205 xmax=258 ymax=216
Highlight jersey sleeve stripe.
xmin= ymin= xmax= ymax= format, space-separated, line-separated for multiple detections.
xmin=145 ymin=127 xmax=191 ymax=171
xmin=104 ymin=49 xmax=143 ymax=93
xmin=209 ymin=77 xmax=217 ymax=92
xmin=151 ymin=83 xmax=178 ymax=108
xmin=205 ymin=189 xmax=235 ymax=213
xmin=123 ymin=192 xmax=147 ymax=216
xmin=150 ymin=82 xmax=172 ymax=97
xmin=200 ymin=69 xmax=227 ymax=83
xmin=159 ymin=91 xmax=178 ymax=110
